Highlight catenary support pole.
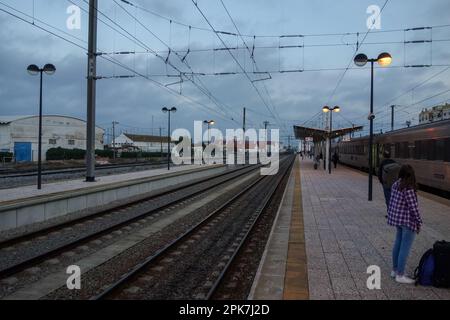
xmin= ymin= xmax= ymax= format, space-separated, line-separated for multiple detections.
xmin=86 ymin=0 xmax=98 ymax=182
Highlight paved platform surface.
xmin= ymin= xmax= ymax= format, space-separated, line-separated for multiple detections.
xmin=252 ymin=156 xmax=450 ymax=300
xmin=0 ymin=164 xmax=207 ymax=203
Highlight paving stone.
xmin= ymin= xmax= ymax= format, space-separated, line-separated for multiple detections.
xmin=300 ymin=159 xmax=450 ymax=300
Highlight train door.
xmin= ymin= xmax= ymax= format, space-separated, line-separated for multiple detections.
xmin=375 ymin=143 xmax=380 ymax=169
xmin=371 ymin=143 xmax=378 ymax=174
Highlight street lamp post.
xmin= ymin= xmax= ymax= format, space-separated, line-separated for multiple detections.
xmin=322 ymin=106 xmax=340 ymax=174
xmin=27 ymin=64 xmax=56 ymax=190
xmin=162 ymin=107 xmax=176 ymax=170
xmin=203 ymin=120 xmax=215 ymax=144
xmin=354 ymin=52 xmax=392 ymax=201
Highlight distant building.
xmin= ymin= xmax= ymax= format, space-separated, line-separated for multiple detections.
xmin=113 ymin=133 xmax=174 ymax=152
xmin=419 ymin=103 xmax=450 ymax=124
xmin=0 ymin=115 xmax=104 ymax=162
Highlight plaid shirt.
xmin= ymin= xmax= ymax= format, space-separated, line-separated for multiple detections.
xmin=387 ymin=180 xmax=423 ymax=232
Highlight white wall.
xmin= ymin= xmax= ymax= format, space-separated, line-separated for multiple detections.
xmin=0 ymin=125 xmax=11 ymax=152
xmin=2 ymin=116 xmax=104 ymax=161
xmin=113 ymin=133 xmax=174 ymax=152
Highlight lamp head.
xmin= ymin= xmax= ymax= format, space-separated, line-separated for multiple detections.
xmin=354 ymin=53 xmax=368 ymax=67
xmin=43 ymin=64 xmax=56 ymax=75
xmin=377 ymin=52 xmax=392 ymax=67
xmin=162 ymin=107 xmax=169 ymax=113
xmin=322 ymin=106 xmax=330 ymax=113
xmin=333 ymin=106 xmax=340 ymax=112
xmin=27 ymin=64 xmax=40 ymax=76
xmin=170 ymin=107 xmax=177 ymax=113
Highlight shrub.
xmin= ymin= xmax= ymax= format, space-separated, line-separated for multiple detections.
xmin=46 ymin=147 xmax=84 ymax=160
xmin=120 ymin=151 xmax=167 ymax=159
xmin=0 ymin=152 xmax=13 ymax=162
xmin=95 ymin=149 xmax=113 ymax=158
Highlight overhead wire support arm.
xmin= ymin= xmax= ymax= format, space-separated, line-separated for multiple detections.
xmin=279 ymin=45 xmax=304 ymax=49
xmin=404 ymin=64 xmax=432 ymax=68
xmin=214 ymin=47 xmax=238 ymax=51
xmin=251 ymin=73 xmax=272 ymax=82
xmin=404 ymin=27 xmax=432 ymax=31
xmin=279 ymin=69 xmax=304 ymax=73
xmin=181 ymin=49 xmax=190 ymax=62
xmin=165 ymin=49 xmax=171 ymax=64
xmin=214 ymin=72 xmax=237 ymax=75
xmin=279 ymin=34 xmax=304 ymax=38
xmin=216 ymin=30 xmax=238 ymax=36
xmin=404 ymin=40 xmax=432 ymax=44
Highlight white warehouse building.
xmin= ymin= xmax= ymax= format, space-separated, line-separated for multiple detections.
xmin=113 ymin=133 xmax=174 ymax=152
xmin=0 ymin=115 xmax=105 ymax=162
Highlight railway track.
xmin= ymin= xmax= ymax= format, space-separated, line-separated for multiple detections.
xmin=92 ymin=156 xmax=295 ymax=300
xmin=0 ymin=163 xmax=263 ymax=281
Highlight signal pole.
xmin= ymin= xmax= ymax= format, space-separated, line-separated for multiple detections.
xmin=242 ymin=107 xmax=246 ymax=132
xmin=86 ymin=0 xmax=98 ymax=182
xmin=390 ymin=105 xmax=395 ymax=131
xmin=159 ymin=127 xmax=163 ymax=158
xmin=112 ymin=121 xmax=119 ymax=159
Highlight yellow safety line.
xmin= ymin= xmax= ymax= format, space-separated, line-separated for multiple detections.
xmin=283 ymin=157 xmax=309 ymax=299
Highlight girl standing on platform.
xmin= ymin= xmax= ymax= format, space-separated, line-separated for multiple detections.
xmin=387 ymin=164 xmax=423 ymax=284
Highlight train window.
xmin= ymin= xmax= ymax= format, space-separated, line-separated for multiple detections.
xmin=395 ymin=142 xmax=409 ymax=159
xmin=414 ymin=141 xmax=422 ymax=159
xmin=444 ymin=138 xmax=450 ymax=162
xmin=402 ymin=142 xmax=409 ymax=158
xmin=426 ymin=140 xmax=436 ymax=161
xmin=408 ymin=143 xmax=415 ymax=158
xmin=435 ymin=139 xmax=445 ymax=161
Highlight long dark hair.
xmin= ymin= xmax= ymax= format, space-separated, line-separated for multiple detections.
xmin=398 ymin=164 xmax=417 ymax=191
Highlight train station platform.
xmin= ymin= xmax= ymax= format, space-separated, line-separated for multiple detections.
xmin=0 ymin=164 xmax=226 ymax=234
xmin=251 ymin=156 xmax=450 ymax=300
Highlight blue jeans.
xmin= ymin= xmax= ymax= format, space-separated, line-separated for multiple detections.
xmin=392 ymin=226 xmax=416 ymax=275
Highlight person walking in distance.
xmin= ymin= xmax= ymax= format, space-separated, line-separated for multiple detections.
xmin=332 ymin=151 xmax=339 ymax=169
xmin=378 ymin=150 xmax=400 ymax=210
xmin=387 ymin=165 xmax=422 ymax=284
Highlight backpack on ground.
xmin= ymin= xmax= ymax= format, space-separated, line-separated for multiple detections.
xmin=414 ymin=249 xmax=435 ymax=286
xmin=432 ymin=240 xmax=450 ymax=288
xmin=382 ymin=162 xmax=402 ymax=188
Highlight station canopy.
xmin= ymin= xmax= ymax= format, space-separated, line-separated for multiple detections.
xmin=293 ymin=125 xmax=363 ymax=142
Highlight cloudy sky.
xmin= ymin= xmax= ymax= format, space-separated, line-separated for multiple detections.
xmin=0 ymin=0 xmax=449 ymax=145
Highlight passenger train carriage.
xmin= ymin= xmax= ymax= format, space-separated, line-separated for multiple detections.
xmin=334 ymin=119 xmax=450 ymax=195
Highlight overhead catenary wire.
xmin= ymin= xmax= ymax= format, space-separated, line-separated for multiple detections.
xmin=70 ymin=0 xmax=241 ymax=125
xmin=324 ymin=0 xmax=390 ymax=106
xmin=376 ymin=87 xmax=450 ymax=122
xmin=375 ymin=66 xmax=450 ymax=116
xmin=192 ymin=0 xmax=289 ymax=137
xmin=110 ymin=0 xmax=242 ymax=126
xmin=117 ymin=0 xmax=450 ymax=39
xmin=218 ymin=0 xmax=289 ymax=136
xmin=3 ymin=0 xmax=448 ymax=136
xmin=0 ymin=3 xmax=240 ymax=126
